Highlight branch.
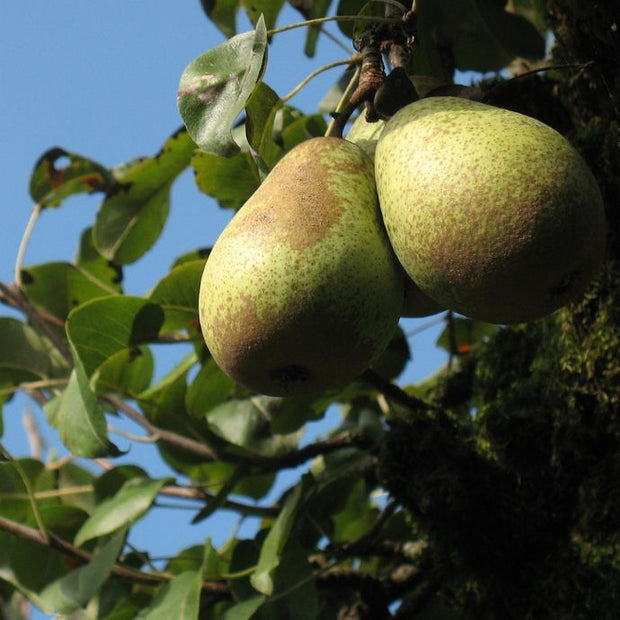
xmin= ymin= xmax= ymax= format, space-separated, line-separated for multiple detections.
xmin=107 ymin=395 xmax=376 ymax=472
xmin=245 ymin=430 xmax=377 ymax=472
xmin=0 ymin=280 xmax=72 ymax=363
xmin=105 ymin=395 xmax=219 ymax=461
xmin=0 ymin=515 xmax=230 ymax=596
xmin=361 ymin=369 xmax=434 ymax=415
xmin=159 ymin=485 xmax=279 ymax=518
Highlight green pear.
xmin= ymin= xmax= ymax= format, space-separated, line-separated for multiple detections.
xmin=375 ymin=96 xmax=607 ymax=324
xmin=345 ymin=113 xmax=386 ymax=161
xmin=199 ymin=136 xmax=404 ymax=396
xmin=346 ymin=114 xmax=446 ymax=318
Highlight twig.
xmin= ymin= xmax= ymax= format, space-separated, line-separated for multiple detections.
xmin=280 ymin=57 xmax=358 ymax=105
xmin=104 ymin=395 xmax=219 ymax=461
xmin=15 ymin=203 xmax=43 ymax=288
xmin=106 ymin=394 xmax=375 ymax=472
xmin=0 ymin=515 xmax=230 ymax=596
xmin=361 ymin=369 xmax=433 ymax=415
xmin=268 ymin=15 xmax=399 ymax=37
xmin=0 ymin=280 xmax=72 ymax=363
xmin=22 ymin=408 xmax=44 ymax=459
xmin=159 ymin=486 xmax=279 ymax=518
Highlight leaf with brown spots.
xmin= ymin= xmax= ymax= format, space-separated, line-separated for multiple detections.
xmin=93 ymin=128 xmax=196 ymax=264
xmin=177 ymin=16 xmax=268 ymax=156
xmin=29 ymin=147 xmax=114 ymax=208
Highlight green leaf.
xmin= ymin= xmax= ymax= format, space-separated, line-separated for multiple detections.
xmin=54 ymin=365 xmax=121 ymax=457
xmin=266 ymin=396 xmax=327 ymax=435
xmin=21 ymin=261 xmax=118 ymax=322
xmin=330 ymin=478 xmax=378 ymax=543
xmin=29 ymin=147 xmax=114 ymax=208
xmin=136 ymin=571 xmax=202 ymax=620
xmin=335 ymin=0 xmax=368 ymax=37
xmin=243 ymin=0 xmax=285 ymax=31
xmin=201 ymin=0 xmax=240 ymax=37
xmin=205 ymin=397 xmax=303 ymax=457
xmin=280 ymin=113 xmax=328 ymax=152
xmin=436 ymin=317 xmax=497 ymax=355
xmin=304 ymin=0 xmax=332 ymax=57
xmin=245 ymin=82 xmax=283 ymax=168
xmin=75 ymin=227 xmax=124 ymax=291
xmin=139 ymin=353 xmax=196 ymax=426
xmin=186 ymin=359 xmax=236 ymax=417
xmin=266 ymin=538 xmax=318 ymax=620
xmin=93 ymin=128 xmax=196 ymax=264
xmin=38 ymin=530 xmax=125 ymax=614
xmin=177 ymin=18 xmax=268 ymax=156
xmin=66 ymin=296 xmax=164 ymax=379
xmin=413 ymin=0 xmax=545 ymax=78
xmin=100 ymin=594 xmax=153 ymax=620
xmin=93 ymin=345 xmax=154 ymax=396
xmin=370 ymin=325 xmax=410 ymax=380
xmin=192 ymin=150 xmax=260 ymax=208
xmin=148 ymin=260 xmax=205 ymax=332
xmin=250 ymin=476 xmax=311 ymax=595
xmin=172 ymin=248 xmax=211 ymax=268
xmin=203 ymin=537 xmax=223 ymax=580
xmin=93 ymin=465 xmax=148 ymax=502
xmin=74 ymin=477 xmax=171 ymax=546
xmin=3 ymin=533 xmax=65 ymax=597
xmin=0 ymin=318 xmax=69 ymax=382
xmin=57 ymin=461 xmax=96 ymax=513
xmin=222 ymin=595 xmax=266 ymax=620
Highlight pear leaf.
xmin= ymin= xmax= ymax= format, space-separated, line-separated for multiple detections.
xmin=0 ymin=318 xmax=69 ymax=381
xmin=38 ymin=531 xmax=125 ymax=614
xmin=29 ymin=147 xmax=113 ymax=208
xmin=250 ymin=476 xmax=311 ymax=595
xmin=20 ymin=261 xmax=118 ymax=322
xmin=75 ymin=477 xmax=171 ymax=546
xmin=200 ymin=0 xmax=240 ymax=38
xmin=136 ymin=570 xmax=202 ymax=620
xmin=177 ymin=17 xmax=268 ymax=156
xmin=221 ymin=595 xmax=266 ymax=620
xmin=66 ymin=296 xmax=163 ymax=379
xmin=54 ymin=363 xmax=121 ymax=458
xmin=192 ymin=150 xmax=261 ymax=209
xmin=148 ymin=260 xmax=205 ymax=332
xmin=93 ymin=129 xmax=196 ymax=264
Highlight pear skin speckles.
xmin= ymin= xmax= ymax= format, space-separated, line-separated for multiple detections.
xmin=375 ymin=97 xmax=607 ymax=324
xmin=200 ymin=137 xmax=404 ymax=396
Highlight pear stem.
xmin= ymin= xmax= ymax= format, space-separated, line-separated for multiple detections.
xmin=280 ymin=57 xmax=359 ymax=105
xmin=325 ymin=66 xmax=361 ymax=137
xmin=327 ymin=43 xmax=385 ymax=137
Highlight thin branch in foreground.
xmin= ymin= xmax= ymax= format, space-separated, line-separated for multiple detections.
xmin=0 ymin=515 xmax=230 ymax=596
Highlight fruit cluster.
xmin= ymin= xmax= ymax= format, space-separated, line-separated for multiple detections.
xmin=199 ymin=96 xmax=607 ymax=397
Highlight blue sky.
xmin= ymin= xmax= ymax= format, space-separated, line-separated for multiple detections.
xmin=1 ymin=4 xmax=448 ymax=617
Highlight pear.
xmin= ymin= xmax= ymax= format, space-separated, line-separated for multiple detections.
xmin=345 ymin=113 xmax=386 ymax=161
xmin=375 ymin=96 xmax=607 ymax=324
xmin=199 ymin=137 xmax=404 ymax=396
xmin=346 ymin=114 xmax=446 ymax=318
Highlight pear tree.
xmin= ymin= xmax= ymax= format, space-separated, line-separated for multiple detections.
xmin=1 ymin=2 xmax=620 ymax=619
